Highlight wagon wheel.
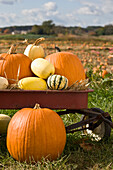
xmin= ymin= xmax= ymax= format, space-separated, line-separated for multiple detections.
xmin=81 ymin=108 xmax=112 ymax=141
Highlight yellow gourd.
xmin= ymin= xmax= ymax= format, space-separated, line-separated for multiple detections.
xmin=18 ymin=77 xmax=47 ymax=90
xmin=31 ymin=58 xmax=55 ymax=79
xmin=24 ymin=38 xmax=45 ymax=60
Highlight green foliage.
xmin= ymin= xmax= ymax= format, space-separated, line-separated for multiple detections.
xmin=85 ymin=64 xmax=113 ymax=114
xmin=1 ymin=21 xmax=113 ymax=36
xmin=0 ymin=34 xmax=54 ymax=40
xmin=31 ymin=25 xmax=44 ymax=34
xmin=29 ymin=20 xmax=55 ymax=35
xmin=41 ymin=20 xmax=55 ymax=35
xmin=95 ymin=27 xmax=105 ymax=36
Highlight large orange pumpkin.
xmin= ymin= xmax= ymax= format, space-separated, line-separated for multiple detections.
xmin=45 ymin=52 xmax=85 ymax=86
xmin=0 ymin=44 xmax=33 ymax=84
xmin=7 ymin=104 xmax=66 ymax=163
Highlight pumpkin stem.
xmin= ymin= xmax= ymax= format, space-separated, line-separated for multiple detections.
xmin=34 ymin=103 xmax=41 ymax=109
xmin=33 ymin=37 xmax=45 ymax=46
xmin=7 ymin=44 xmax=17 ymax=54
xmin=55 ymin=46 xmax=61 ymax=52
xmin=7 ymin=39 xmax=28 ymax=54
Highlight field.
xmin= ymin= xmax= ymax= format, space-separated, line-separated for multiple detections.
xmin=0 ymin=34 xmax=113 ymax=169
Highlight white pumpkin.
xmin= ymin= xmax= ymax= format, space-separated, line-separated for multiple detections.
xmin=31 ymin=58 xmax=55 ymax=79
xmin=0 ymin=76 xmax=9 ymax=89
xmin=0 ymin=114 xmax=11 ymax=134
xmin=18 ymin=77 xmax=47 ymax=90
xmin=24 ymin=37 xmax=45 ymax=60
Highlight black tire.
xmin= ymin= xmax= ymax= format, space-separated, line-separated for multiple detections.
xmin=81 ymin=108 xmax=112 ymax=141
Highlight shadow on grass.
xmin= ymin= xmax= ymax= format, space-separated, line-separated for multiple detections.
xmin=63 ymin=133 xmax=113 ymax=169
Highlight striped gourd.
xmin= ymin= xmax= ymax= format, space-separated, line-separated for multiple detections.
xmin=47 ymin=74 xmax=68 ymax=90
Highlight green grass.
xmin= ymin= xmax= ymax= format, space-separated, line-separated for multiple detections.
xmin=0 ymin=69 xmax=113 ymax=170
xmin=0 ymin=34 xmax=55 ymax=40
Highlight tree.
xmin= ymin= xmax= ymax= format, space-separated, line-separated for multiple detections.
xmin=95 ymin=27 xmax=105 ymax=36
xmin=104 ymin=24 xmax=113 ymax=35
xmin=42 ymin=20 xmax=55 ymax=35
xmin=31 ymin=25 xmax=43 ymax=34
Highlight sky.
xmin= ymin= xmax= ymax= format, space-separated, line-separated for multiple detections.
xmin=0 ymin=0 xmax=113 ymax=28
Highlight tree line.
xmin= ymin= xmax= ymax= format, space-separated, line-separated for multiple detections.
xmin=1 ymin=20 xmax=113 ymax=36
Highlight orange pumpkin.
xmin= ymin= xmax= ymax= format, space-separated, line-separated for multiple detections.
xmin=7 ymin=104 xmax=66 ymax=163
xmin=0 ymin=44 xmax=33 ymax=84
xmin=102 ymin=70 xmax=109 ymax=78
xmin=45 ymin=52 xmax=85 ymax=86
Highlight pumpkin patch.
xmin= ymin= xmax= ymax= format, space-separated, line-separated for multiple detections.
xmin=0 ymin=36 xmax=112 ymax=169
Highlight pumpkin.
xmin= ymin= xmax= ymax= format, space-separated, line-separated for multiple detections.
xmin=31 ymin=58 xmax=55 ymax=79
xmin=0 ymin=43 xmax=33 ymax=84
xmin=102 ymin=70 xmax=109 ymax=78
xmin=0 ymin=114 xmax=11 ymax=134
xmin=0 ymin=76 xmax=9 ymax=89
xmin=24 ymin=37 xmax=45 ymax=60
xmin=45 ymin=52 xmax=85 ymax=86
xmin=7 ymin=104 xmax=66 ymax=163
xmin=47 ymin=74 xmax=68 ymax=90
xmin=107 ymin=55 xmax=113 ymax=65
xmin=18 ymin=77 xmax=47 ymax=90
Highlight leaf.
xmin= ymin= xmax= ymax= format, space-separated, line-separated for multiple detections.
xmin=79 ymin=141 xmax=94 ymax=151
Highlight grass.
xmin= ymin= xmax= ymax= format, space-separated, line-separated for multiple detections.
xmin=0 ymin=34 xmax=55 ymax=40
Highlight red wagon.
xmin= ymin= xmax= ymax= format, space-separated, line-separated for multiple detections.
xmin=0 ymin=89 xmax=113 ymax=141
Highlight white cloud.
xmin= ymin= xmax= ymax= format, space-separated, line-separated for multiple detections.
xmin=43 ymin=2 xmax=57 ymax=11
xmin=0 ymin=13 xmax=17 ymax=25
xmin=77 ymin=0 xmax=113 ymax=15
xmin=22 ymin=2 xmax=59 ymax=25
xmin=76 ymin=2 xmax=102 ymax=15
xmin=77 ymin=7 xmax=96 ymax=15
xmin=101 ymin=1 xmax=113 ymax=14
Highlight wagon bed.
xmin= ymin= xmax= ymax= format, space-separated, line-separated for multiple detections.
xmin=0 ymin=89 xmax=93 ymax=109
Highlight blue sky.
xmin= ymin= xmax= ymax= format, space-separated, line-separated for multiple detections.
xmin=0 ymin=0 xmax=113 ymax=28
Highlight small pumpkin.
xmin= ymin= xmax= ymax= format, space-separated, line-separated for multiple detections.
xmin=45 ymin=51 xmax=85 ymax=86
xmin=24 ymin=37 xmax=45 ymax=60
xmin=0 ymin=42 xmax=33 ymax=84
xmin=18 ymin=77 xmax=47 ymax=90
xmin=0 ymin=114 xmax=11 ymax=134
xmin=47 ymin=74 xmax=68 ymax=90
xmin=0 ymin=76 xmax=9 ymax=89
xmin=7 ymin=104 xmax=66 ymax=163
xmin=31 ymin=58 xmax=55 ymax=79
xmin=102 ymin=70 xmax=109 ymax=78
